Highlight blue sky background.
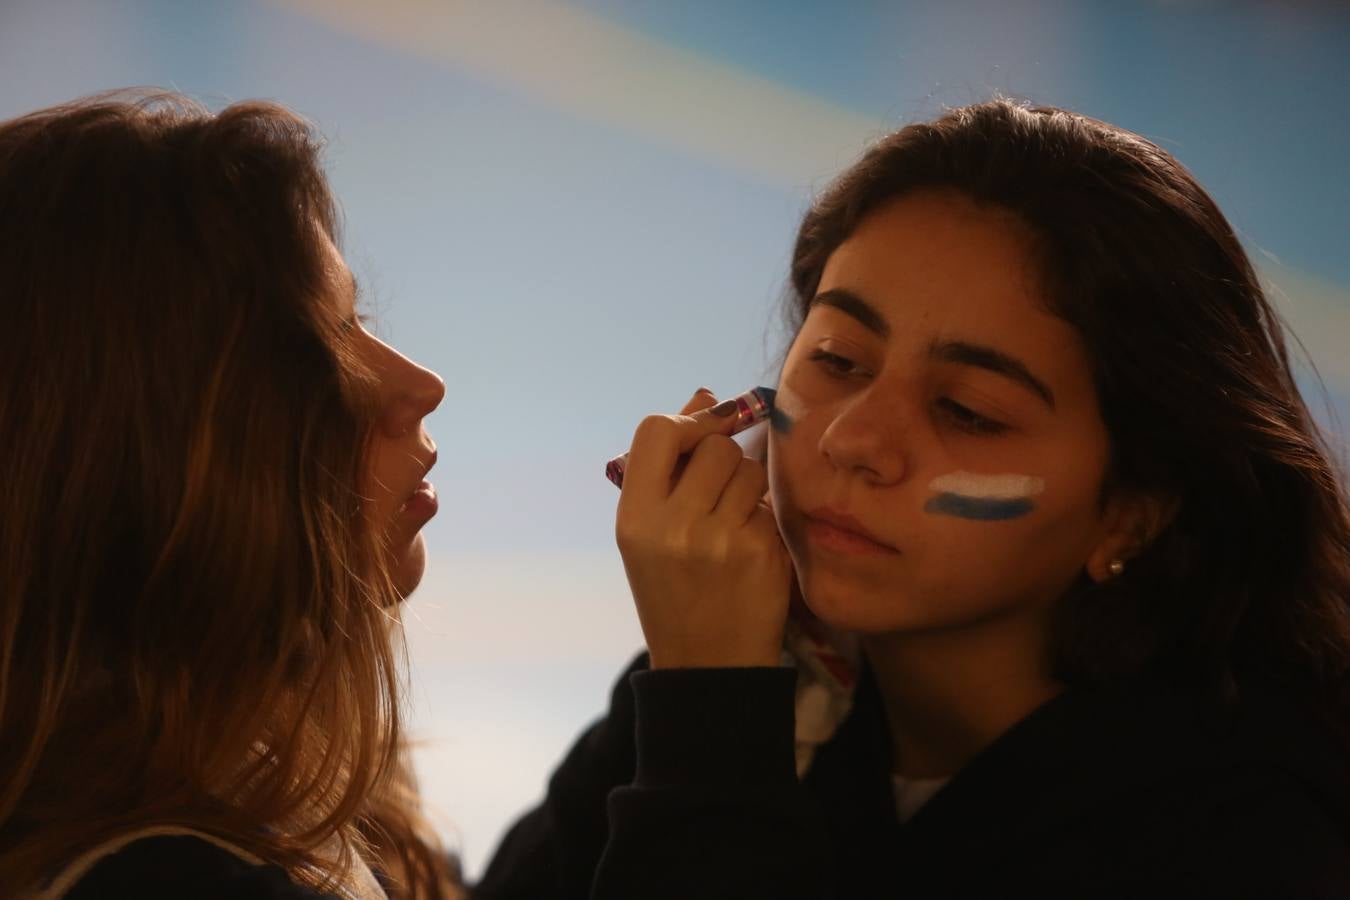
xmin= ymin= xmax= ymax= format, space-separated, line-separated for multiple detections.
xmin=3 ymin=0 xmax=1347 ymax=878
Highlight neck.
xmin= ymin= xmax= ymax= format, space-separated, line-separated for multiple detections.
xmin=861 ymin=609 xmax=1063 ymax=780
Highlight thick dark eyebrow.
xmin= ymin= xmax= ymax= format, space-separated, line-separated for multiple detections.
xmin=813 ymin=288 xmax=890 ymax=338
xmin=930 ymin=340 xmax=1056 ymax=410
xmin=810 ymin=287 xmax=1057 ymax=411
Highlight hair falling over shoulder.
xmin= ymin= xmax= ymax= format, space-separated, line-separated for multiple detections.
xmin=0 ymin=90 xmax=460 ymax=898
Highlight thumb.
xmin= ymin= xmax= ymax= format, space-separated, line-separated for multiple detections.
xmin=678 ymin=386 xmax=718 ymax=416
xmin=669 ymin=393 xmax=745 ymax=453
xmin=674 ymin=385 xmax=778 ymax=452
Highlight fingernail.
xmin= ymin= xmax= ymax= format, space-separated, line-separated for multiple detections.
xmin=695 ymin=386 xmax=715 ymax=397
xmin=710 ymin=399 xmax=738 ymax=417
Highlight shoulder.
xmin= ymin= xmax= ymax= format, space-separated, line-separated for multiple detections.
xmin=1119 ymin=764 xmax=1350 ymax=894
xmin=1075 ymin=680 xmax=1350 ymax=890
xmin=63 ymin=834 xmax=342 ymax=900
xmin=934 ymin=675 xmax=1350 ymax=891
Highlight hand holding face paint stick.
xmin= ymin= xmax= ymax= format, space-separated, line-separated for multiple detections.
xmin=605 ymin=387 xmax=776 ymax=488
xmin=610 ymin=387 xmax=793 ymax=669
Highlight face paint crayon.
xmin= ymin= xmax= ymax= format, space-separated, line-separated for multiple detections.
xmin=605 ymin=386 xmax=777 ymax=488
xmin=923 ymin=472 xmax=1045 ymax=521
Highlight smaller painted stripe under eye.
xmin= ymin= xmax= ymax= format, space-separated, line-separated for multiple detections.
xmin=924 ymin=493 xmax=1035 ymax=520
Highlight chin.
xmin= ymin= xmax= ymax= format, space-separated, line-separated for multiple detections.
xmin=391 ymin=532 xmax=428 ymax=601
xmin=800 ymin=585 xmax=899 ymax=634
xmin=797 ymin=571 xmax=953 ymax=636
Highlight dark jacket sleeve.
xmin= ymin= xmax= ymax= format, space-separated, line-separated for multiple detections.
xmin=471 ymin=652 xmax=649 ymax=900
xmin=64 ymin=835 xmax=341 ymax=899
xmin=591 ymin=665 xmax=834 ymax=900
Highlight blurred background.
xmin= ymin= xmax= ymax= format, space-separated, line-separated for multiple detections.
xmin=3 ymin=0 xmax=1347 ymax=879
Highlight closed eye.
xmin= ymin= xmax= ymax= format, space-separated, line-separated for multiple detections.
xmin=809 ymin=349 xmax=867 ymax=378
xmin=810 ymin=349 xmax=1009 ymax=436
xmin=937 ymin=398 xmax=1008 ymax=435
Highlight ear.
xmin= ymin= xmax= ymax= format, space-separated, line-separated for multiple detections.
xmin=1085 ymin=489 xmax=1180 ymax=583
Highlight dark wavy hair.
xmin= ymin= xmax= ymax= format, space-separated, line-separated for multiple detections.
xmin=784 ymin=99 xmax=1350 ymax=730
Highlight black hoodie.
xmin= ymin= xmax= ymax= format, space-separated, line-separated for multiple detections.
xmin=475 ymin=652 xmax=1350 ymax=899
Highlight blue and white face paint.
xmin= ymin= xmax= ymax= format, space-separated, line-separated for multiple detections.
xmin=924 ymin=471 xmax=1045 ymax=521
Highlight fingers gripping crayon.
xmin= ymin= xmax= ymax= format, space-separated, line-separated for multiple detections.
xmin=605 ymin=387 xmax=777 ymax=489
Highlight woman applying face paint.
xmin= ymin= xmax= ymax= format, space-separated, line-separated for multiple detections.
xmin=481 ymin=100 xmax=1350 ymax=899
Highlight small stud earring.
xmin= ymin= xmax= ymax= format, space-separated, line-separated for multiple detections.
xmin=1108 ymin=559 xmax=1125 ymax=577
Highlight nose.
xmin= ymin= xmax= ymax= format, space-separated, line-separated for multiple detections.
xmin=382 ymin=353 xmax=446 ymax=439
xmin=817 ymin=384 xmax=907 ymax=486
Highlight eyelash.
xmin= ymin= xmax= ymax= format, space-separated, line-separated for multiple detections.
xmin=809 ymin=349 xmax=866 ymax=378
xmin=807 ymin=349 xmax=1010 ymax=436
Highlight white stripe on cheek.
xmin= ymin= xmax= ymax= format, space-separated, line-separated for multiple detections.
xmin=927 ymin=472 xmax=1046 ymax=500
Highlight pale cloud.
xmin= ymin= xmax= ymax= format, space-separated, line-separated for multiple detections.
xmin=275 ymin=0 xmax=1350 ymax=398
xmin=270 ymin=0 xmax=882 ymax=187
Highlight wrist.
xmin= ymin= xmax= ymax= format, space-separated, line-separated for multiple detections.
xmin=648 ymin=645 xmax=784 ymax=670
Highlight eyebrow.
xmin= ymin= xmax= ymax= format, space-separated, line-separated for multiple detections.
xmin=935 ymin=340 xmax=1056 ymax=410
xmin=813 ymin=288 xmax=890 ymax=337
xmin=811 ymin=288 xmax=1057 ymax=411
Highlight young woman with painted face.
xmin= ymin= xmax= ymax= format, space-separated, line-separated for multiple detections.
xmin=478 ymin=100 xmax=1350 ymax=898
xmin=0 ymin=92 xmax=458 ymax=898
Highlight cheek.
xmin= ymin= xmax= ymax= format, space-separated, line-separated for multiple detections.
xmin=766 ymin=385 xmax=819 ymax=499
xmin=921 ymin=472 xmax=1046 ymax=522
xmin=361 ymin=441 xmax=414 ymax=540
xmin=766 ymin=431 xmax=796 ymax=525
xmin=767 ymin=422 xmax=817 ymax=550
xmin=916 ymin=488 xmax=1103 ymax=603
xmin=364 ymin=442 xmax=402 ymax=504
xmin=769 ymin=379 xmax=808 ymax=435
xmin=790 ymin=482 xmax=1102 ymax=633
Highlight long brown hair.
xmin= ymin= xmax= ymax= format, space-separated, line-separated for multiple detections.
xmin=785 ymin=99 xmax=1350 ymax=729
xmin=0 ymin=90 xmax=459 ymax=897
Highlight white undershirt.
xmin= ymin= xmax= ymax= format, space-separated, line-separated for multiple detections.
xmin=891 ymin=773 xmax=951 ymax=824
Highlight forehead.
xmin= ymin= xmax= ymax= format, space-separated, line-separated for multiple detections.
xmin=814 ymin=190 xmax=1092 ymax=393
xmin=823 ymin=190 xmax=1042 ymax=323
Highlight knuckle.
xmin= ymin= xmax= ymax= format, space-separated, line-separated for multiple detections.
xmin=633 ymin=414 xmax=678 ymax=444
xmin=615 ymin=507 xmax=653 ymax=544
xmin=665 ymin=521 xmax=695 ymax=554
xmin=698 ymin=434 xmax=742 ymax=464
xmin=614 ymin=518 xmax=640 ymax=551
xmin=738 ymin=457 xmax=767 ymax=484
xmin=690 ymin=533 xmax=733 ymax=566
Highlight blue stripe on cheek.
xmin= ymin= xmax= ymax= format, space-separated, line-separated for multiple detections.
xmin=769 ymin=406 xmax=794 ymax=435
xmin=924 ymin=493 xmax=1035 ymax=521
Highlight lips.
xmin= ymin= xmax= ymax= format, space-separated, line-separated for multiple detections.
xmin=400 ymin=481 xmax=438 ymax=519
xmin=400 ymin=447 xmax=438 ymax=509
xmin=803 ymin=507 xmax=899 ymax=555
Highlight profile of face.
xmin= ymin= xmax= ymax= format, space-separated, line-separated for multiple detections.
xmin=320 ymin=234 xmax=446 ymax=600
xmin=768 ymin=189 xmax=1150 ymax=636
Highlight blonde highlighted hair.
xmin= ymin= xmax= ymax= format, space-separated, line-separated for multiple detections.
xmin=0 ymin=90 xmax=459 ymax=897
